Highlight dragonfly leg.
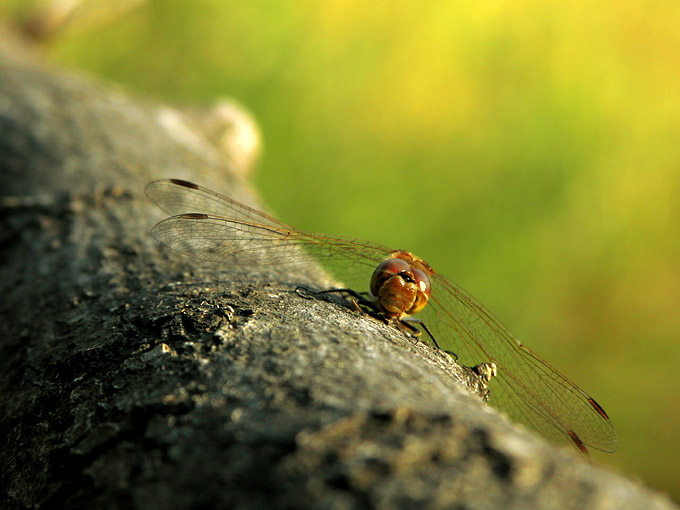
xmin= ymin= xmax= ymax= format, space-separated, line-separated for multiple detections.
xmin=295 ymin=285 xmax=318 ymax=300
xmin=297 ymin=287 xmax=460 ymax=362
xmin=295 ymin=286 xmax=374 ymax=309
xmin=401 ymin=316 xmax=459 ymax=362
xmin=317 ymin=288 xmax=373 ymax=306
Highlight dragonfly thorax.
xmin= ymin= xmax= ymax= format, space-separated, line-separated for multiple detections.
xmin=370 ymin=251 xmax=432 ymax=318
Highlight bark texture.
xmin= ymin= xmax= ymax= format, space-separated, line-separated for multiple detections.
xmin=0 ymin=27 xmax=676 ymax=510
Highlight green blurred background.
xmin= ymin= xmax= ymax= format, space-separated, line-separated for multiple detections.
xmin=5 ymin=0 xmax=679 ymax=500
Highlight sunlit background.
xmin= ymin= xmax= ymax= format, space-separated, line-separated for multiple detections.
xmin=5 ymin=0 xmax=679 ymax=501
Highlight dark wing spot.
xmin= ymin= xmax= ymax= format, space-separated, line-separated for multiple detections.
xmin=181 ymin=213 xmax=210 ymax=219
xmin=170 ymin=179 xmax=199 ymax=189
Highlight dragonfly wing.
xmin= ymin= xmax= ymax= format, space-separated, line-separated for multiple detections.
xmin=150 ymin=213 xmax=391 ymax=273
xmin=145 ymin=179 xmax=290 ymax=229
xmin=420 ymin=272 xmax=618 ymax=453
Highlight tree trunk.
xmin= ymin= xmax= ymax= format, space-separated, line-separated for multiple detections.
xmin=0 ymin=26 xmax=675 ymax=510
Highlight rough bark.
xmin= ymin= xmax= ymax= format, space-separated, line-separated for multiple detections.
xmin=0 ymin=27 xmax=676 ymax=510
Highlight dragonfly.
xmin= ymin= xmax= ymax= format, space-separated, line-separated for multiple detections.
xmin=145 ymin=178 xmax=618 ymax=455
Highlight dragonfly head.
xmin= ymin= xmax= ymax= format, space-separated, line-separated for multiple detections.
xmin=370 ymin=251 xmax=432 ymax=318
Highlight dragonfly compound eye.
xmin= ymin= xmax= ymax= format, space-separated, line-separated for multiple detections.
xmin=370 ymin=258 xmax=432 ymax=317
xmin=406 ymin=267 xmax=431 ymax=314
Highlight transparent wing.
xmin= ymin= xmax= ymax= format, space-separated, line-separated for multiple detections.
xmin=419 ymin=273 xmax=618 ymax=452
xmin=150 ymin=213 xmax=392 ymax=277
xmin=145 ymin=178 xmax=291 ymax=229
xmin=147 ymin=179 xmax=617 ymax=454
